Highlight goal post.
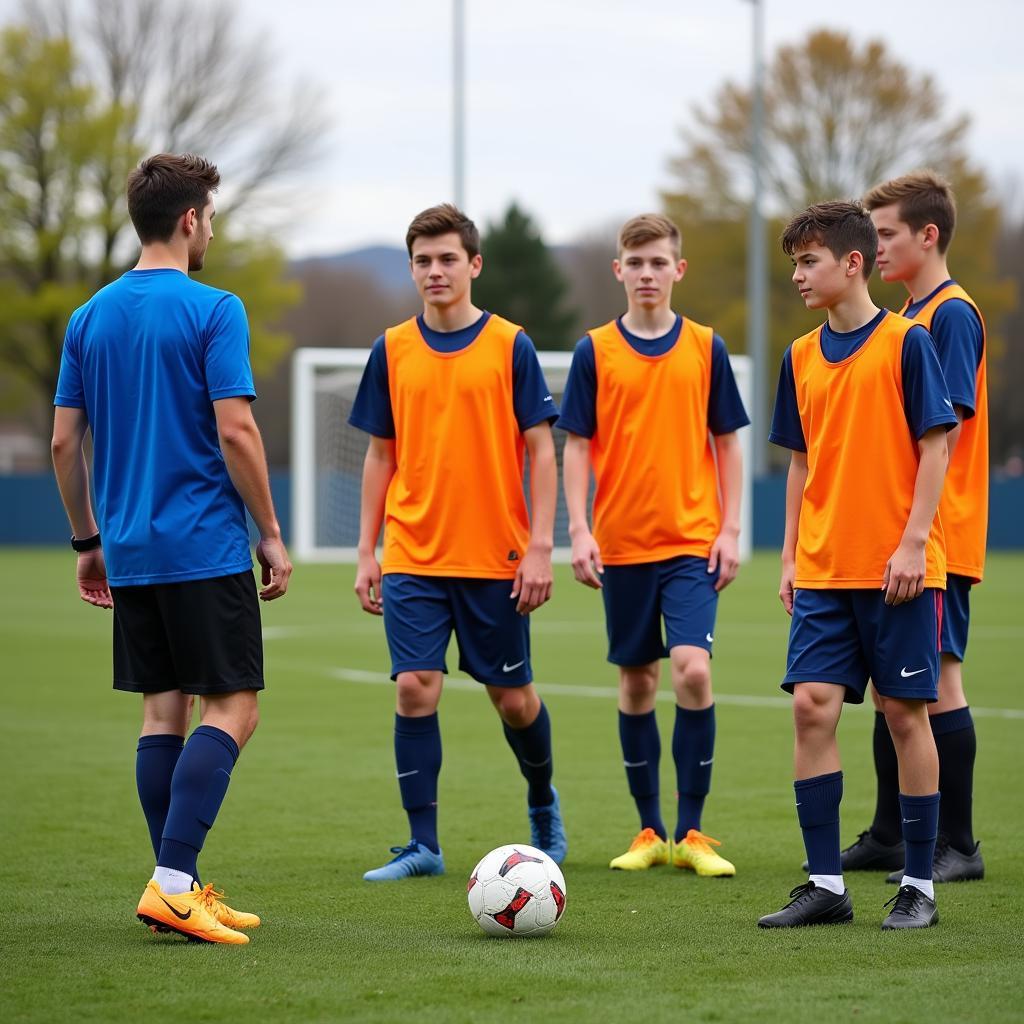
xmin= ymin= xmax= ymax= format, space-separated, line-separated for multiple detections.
xmin=291 ymin=347 xmax=752 ymax=563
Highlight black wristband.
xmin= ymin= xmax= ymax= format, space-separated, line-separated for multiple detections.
xmin=71 ymin=532 xmax=102 ymax=552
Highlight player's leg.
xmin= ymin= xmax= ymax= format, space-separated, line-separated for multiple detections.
xmin=867 ymin=588 xmax=941 ymax=929
xmin=602 ymin=563 xmax=670 ymax=869
xmin=364 ymin=574 xmax=450 ymax=881
xmin=135 ymin=571 xmax=263 ymax=943
xmin=759 ymin=590 xmax=863 ymax=928
xmin=452 ymin=579 xmax=566 ymax=863
xmin=137 ymin=690 xmax=192 ymax=860
xmin=660 ymin=556 xmax=734 ymax=875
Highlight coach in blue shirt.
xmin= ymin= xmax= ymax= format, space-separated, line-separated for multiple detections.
xmin=51 ymin=153 xmax=291 ymax=944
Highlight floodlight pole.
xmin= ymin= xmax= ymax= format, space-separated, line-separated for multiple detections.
xmin=453 ymin=0 xmax=466 ymax=208
xmin=746 ymin=0 xmax=769 ymax=476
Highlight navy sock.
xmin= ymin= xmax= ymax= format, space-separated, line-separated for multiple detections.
xmin=870 ymin=711 xmax=902 ymax=845
xmin=618 ymin=710 xmax=665 ymax=839
xmin=503 ymin=702 xmax=554 ymax=808
xmin=158 ymin=725 xmax=239 ymax=878
xmin=136 ymin=734 xmax=184 ymax=860
xmin=795 ymin=771 xmax=843 ymax=876
xmin=395 ymin=713 xmax=442 ymax=853
xmin=673 ymin=704 xmax=715 ymax=841
xmin=931 ymin=707 xmax=976 ymax=853
xmin=900 ymin=792 xmax=941 ymax=880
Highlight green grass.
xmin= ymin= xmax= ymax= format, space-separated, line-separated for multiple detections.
xmin=2 ymin=549 xmax=1023 ymax=1023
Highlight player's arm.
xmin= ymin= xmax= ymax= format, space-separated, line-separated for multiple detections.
xmin=51 ymin=405 xmax=112 ymax=609
xmin=513 ymin=422 xmax=555 ymax=615
xmin=214 ymin=397 xmax=292 ymax=601
xmin=354 ymin=435 xmax=396 ymax=615
xmin=883 ymin=426 xmax=948 ymax=606
xmin=946 ymin=409 xmax=964 ymax=461
xmin=780 ymin=451 xmax=807 ymax=615
xmin=709 ymin=431 xmax=742 ymax=591
xmin=564 ymin=433 xmax=602 ymax=589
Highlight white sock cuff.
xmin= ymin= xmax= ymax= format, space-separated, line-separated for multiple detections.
xmin=901 ymin=875 xmax=935 ymax=900
xmin=808 ymin=873 xmax=845 ymax=895
xmin=152 ymin=866 xmax=194 ymax=895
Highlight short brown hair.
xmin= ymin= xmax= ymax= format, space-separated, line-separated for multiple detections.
xmin=405 ymin=203 xmax=480 ymax=258
xmin=781 ymin=201 xmax=877 ymax=278
xmin=863 ymin=170 xmax=957 ymax=254
xmin=618 ymin=214 xmax=681 ymax=256
xmin=126 ymin=153 xmax=220 ymax=244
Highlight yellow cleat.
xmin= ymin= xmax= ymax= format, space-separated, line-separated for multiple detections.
xmin=136 ymin=880 xmax=249 ymax=944
xmin=194 ymin=883 xmax=261 ymax=930
xmin=609 ymin=827 xmax=670 ymax=870
xmin=672 ymin=829 xmax=736 ymax=877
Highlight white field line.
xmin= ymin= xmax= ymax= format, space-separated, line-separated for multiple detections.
xmin=325 ymin=667 xmax=1024 ymax=720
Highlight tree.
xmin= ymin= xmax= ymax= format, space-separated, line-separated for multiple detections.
xmin=473 ymin=202 xmax=577 ymax=350
xmin=664 ymin=30 xmax=1016 ymax=463
xmin=0 ymin=1 xmax=327 ymax=433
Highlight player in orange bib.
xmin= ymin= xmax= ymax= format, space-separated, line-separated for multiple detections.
xmin=836 ymin=171 xmax=988 ymax=884
xmin=758 ymin=202 xmax=956 ymax=931
xmin=557 ymin=215 xmax=749 ymax=877
xmin=349 ymin=204 xmax=566 ymax=881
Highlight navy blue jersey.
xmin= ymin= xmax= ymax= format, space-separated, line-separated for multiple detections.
xmin=906 ymin=280 xmax=984 ymax=418
xmin=54 ymin=269 xmax=255 ymax=587
xmin=349 ymin=312 xmax=557 ymax=438
xmin=769 ymin=310 xmax=955 ymax=452
xmin=555 ymin=315 xmax=749 ymax=438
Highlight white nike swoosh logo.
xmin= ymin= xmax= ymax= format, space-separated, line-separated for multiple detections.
xmin=900 ymin=667 xmax=928 ymax=678
xmin=705 ymin=633 xmax=714 ymax=643
xmin=699 ymin=758 xmax=714 ymax=766
xmin=502 ymin=660 xmax=525 ymax=673
xmin=623 ymin=760 xmax=648 ymax=768
xmin=944 ymin=398 xmax=954 ymax=408
xmin=902 ymin=818 xmax=921 ymax=823
xmin=396 ymin=770 xmax=419 ymax=779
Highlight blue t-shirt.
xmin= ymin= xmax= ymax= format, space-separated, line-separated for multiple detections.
xmin=905 ymin=280 xmax=983 ymax=419
xmin=555 ymin=315 xmax=750 ymax=438
xmin=769 ymin=309 xmax=956 ymax=452
xmin=348 ymin=312 xmax=558 ymax=438
xmin=54 ymin=269 xmax=256 ymax=586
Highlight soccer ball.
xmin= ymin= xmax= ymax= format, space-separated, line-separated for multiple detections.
xmin=466 ymin=843 xmax=567 ymax=937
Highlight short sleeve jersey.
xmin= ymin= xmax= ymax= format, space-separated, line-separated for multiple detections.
xmin=54 ymin=269 xmax=256 ymax=586
xmin=769 ymin=309 xmax=957 ymax=589
xmin=556 ymin=315 xmax=749 ymax=564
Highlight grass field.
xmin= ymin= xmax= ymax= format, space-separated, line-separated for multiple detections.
xmin=2 ymin=548 xmax=1023 ymax=1024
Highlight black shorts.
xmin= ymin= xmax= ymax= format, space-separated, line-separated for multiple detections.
xmin=112 ymin=571 xmax=264 ymax=695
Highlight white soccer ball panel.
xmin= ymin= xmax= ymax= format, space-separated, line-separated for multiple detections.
xmin=467 ymin=844 xmax=567 ymax=937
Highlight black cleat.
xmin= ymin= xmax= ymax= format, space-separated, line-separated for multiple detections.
xmin=881 ymin=885 xmax=939 ymax=929
xmin=801 ymin=829 xmax=904 ymax=873
xmin=758 ymin=882 xmax=853 ymax=928
xmin=885 ymin=837 xmax=985 ymax=884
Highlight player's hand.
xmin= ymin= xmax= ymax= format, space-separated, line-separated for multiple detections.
xmin=354 ymin=552 xmax=383 ymax=615
xmin=256 ymin=536 xmax=293 ymax=600
xmin=511 ymin=543 xmax=553 ymax=615
xmin=570 ymin=529 xmax=603 ymax=589
xmin=882 ymin=538 xmax=926 ymax=606
xmin=77 ymin=549 xmax=113 ymax=609
xmin=708 ymin=528 xmax=740 ymax=592
xmin=779 ymin=557 xmax=796 ymax=616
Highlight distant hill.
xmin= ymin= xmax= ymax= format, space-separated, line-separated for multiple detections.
xmin=291 ymin=245 xmax=412 ymax=292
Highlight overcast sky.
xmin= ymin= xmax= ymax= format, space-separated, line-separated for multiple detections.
xmin=4 ymin=0 xmax=1023 ymax=256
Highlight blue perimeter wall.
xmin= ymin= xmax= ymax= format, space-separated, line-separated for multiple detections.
xmin=2 ymin=472 xmax=1022 ymax=550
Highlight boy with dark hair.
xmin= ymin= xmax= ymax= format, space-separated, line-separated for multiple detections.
xmin=52 ymin=153 xmax=292 ymax=944
xmin=350 ymin=203 xmax=566 ymax=881
xmin=558 ymin=213 xmax=748 ymax=877
xmin=842 ymin=171 xmax=987 ymax=884
xmin=759 ymin=201 xmax=956 ymax=930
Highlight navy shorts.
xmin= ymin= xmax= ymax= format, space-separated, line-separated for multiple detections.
xmin=942 ymin=574 xmax=971 ymax=661
xmin=601 ymin=555 xmax=719 ymax=666
xmin=112 ymin=570 xmax=264 ymax=695
xmin=381 ymin=573 xmax=531 ymax=687
xmin=783 ymin=588 xmax=942 ymax=703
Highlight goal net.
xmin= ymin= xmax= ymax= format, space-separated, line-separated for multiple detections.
xmin=291 ymin=347 xmax=752 ymax=562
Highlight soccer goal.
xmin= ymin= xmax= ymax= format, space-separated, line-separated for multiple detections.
xmin=291 ymin=347 xmax=752 ymax=563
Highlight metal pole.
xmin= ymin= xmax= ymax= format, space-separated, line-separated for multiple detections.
xmin=453 ymin=0 xmax=465 ymax=208
xmin=746 ymin=0 xmax=769 ymax=476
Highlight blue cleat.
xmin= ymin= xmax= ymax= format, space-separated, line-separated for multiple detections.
xmin=529 ymin=787 xmax=568 ymax=864
xmin=362 ymin=840 xmax=445 ymax=882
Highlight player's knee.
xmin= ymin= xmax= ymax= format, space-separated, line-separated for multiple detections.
xmin=619 ymin=665 xmax=659 ymax=703
xmin=491 ymin=686 xmax=536 ymax=728
xmin=672 ymin=657 xmax=711 ymax=702
xmin=395 ymin=671 xmax=439 ymax=715
xmin=882 ymin=700 xmax=927 ymax=743
xmin=792 ymin=686 xmax=832 ymax=735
